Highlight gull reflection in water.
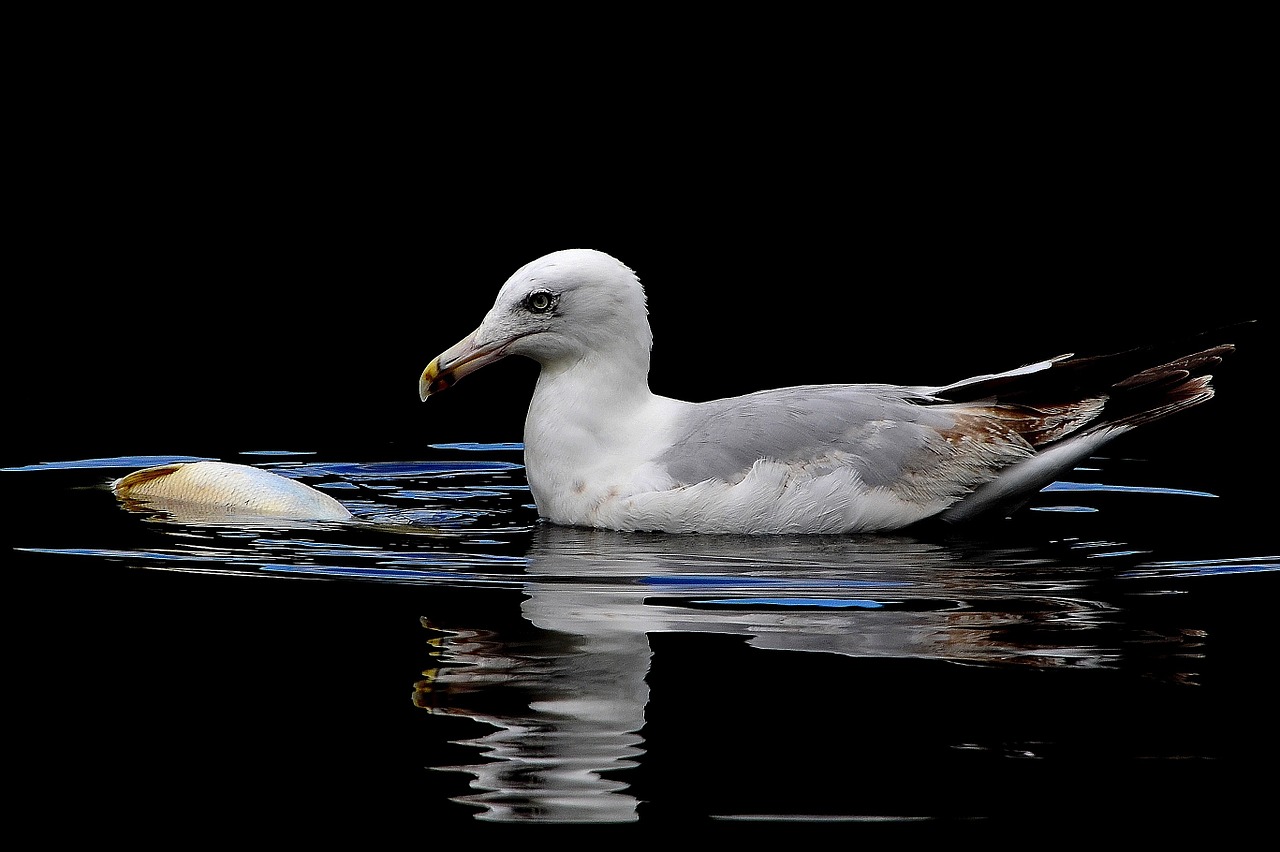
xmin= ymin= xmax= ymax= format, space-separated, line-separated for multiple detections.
xmin=411 ymin=524 xmax=1189 ymax=823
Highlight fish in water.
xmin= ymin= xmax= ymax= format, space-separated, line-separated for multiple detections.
xmin=113 ymin=461 xmax=352 ymax=523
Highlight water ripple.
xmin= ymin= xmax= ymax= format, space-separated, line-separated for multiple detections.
xmin=1122 ymin=556 xmax=1280 ymax=579
xmin=9 ymin=444 xmax=1267 ymax=824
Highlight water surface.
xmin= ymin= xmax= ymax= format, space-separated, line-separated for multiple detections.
xmin=7 ymin=443 xmax=1275 ymax=829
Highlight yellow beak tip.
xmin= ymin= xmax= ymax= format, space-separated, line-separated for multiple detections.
xmin=419 ymin=358 xmax=448 ymax=401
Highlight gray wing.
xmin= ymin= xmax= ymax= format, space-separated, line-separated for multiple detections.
xmin=656 ymin=384 xmax=1029 ymax=493
xmin=652 ymin=339 xmax=1232 ymax=522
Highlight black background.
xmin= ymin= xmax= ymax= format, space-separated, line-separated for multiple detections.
xmin=12 ymin=152 xmax=1268 ymax=464
xmin=10 ymin=37 xmax=1271 ymax=464
xmin=7 ymin=29 xmax=1274 ymax=839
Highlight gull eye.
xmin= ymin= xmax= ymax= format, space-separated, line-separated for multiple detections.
xmin=525 ymin=290 xmax=556 ymax=314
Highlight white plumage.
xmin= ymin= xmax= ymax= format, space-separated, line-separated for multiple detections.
xmin=420 ymin=249 xmax=1232 ymax=535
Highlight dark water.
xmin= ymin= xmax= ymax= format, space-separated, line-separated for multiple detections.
xmin=8 ymin=256 xmax=1272 ymax=838
xmin=8 ymin=436 xmax=1275 ymax=834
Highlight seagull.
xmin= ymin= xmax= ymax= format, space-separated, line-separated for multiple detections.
xmin=420 ymin=249 xmax=1234 ymax=535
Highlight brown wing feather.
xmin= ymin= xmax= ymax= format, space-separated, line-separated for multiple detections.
xmin=939 ymin=342 xmax=1233 ymax=449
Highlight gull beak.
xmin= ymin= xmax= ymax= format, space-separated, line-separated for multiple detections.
xmin=419 ymin=328 xmax=509 ymax=400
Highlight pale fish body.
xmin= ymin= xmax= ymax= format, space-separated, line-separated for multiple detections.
xmin=112 ymin=461 xmax=352 ymax=522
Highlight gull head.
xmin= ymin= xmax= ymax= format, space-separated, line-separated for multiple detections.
xmin=420 ymin=249 xmax=651 ymax=400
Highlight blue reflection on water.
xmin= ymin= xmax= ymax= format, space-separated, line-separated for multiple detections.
xmin=1123 ymin=557 xmax=1280 ymax=578
xmin=7 ymin=444 xmax=1274 ymax=825
xmin=1 ymin=454 xmax=213 ymax=472
xmin=286 ymin=459 xmax=524 ymax=479
xmin=1042 ymin=480 xmax=1218 ymax=498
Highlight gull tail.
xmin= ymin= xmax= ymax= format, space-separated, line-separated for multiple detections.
xmin=936 ymin=337 xmax=1236 ymax=524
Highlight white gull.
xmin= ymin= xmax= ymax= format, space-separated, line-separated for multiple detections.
xmin=419 ymin=249 xmax=1233 ymax=534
